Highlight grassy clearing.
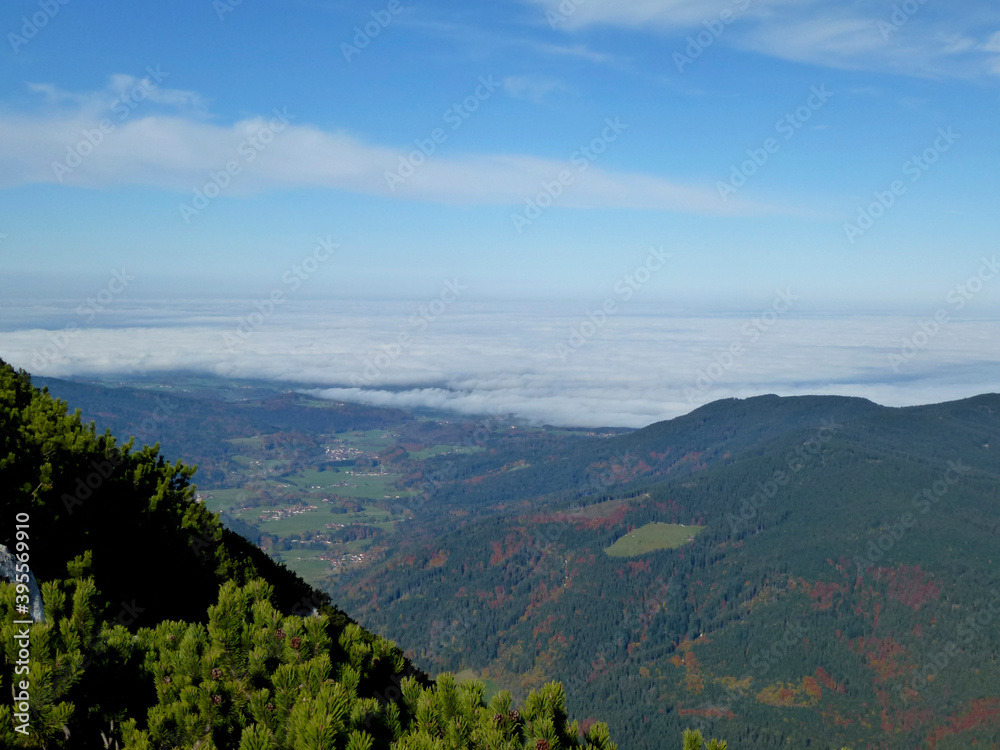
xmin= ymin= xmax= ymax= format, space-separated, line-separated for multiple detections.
xmin=285 ymin=469 xmax=349 ymax=489
xmin=559 ymin=494 xmax=649 ymax=521
xmin=295 ymin=398 xmax=352 ymax=409
xmin=604 ymin=522 xmax=705 ymax=558
xmin=203 ymin=467 xmax=406 ymax=520
xmin=276 ymin=548 xmax=332 ymax=587
xmin=284 ymin=468 xmax=405 ymax=499
xmin=227 ymin=436 xmax=263 ymax=448
xmin=233 ymin=500 xmax=395 ymax=536
xmin=200 ymin=488 xmax=251 ymax=513
xmin=336 ymin=429 xmax=399 ymax=451
xmin=407 ymin=445 xmax=482 ymax=461
xmin=251 ymin=508 xmax=326 ymax=536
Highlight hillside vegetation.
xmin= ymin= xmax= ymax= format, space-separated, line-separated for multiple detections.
xmin=340 ymin=394 xmax=1000 ymax=748
xmin=0 ymin=360 xmax=625 ymax=749
xmin=23 ymin=368 xmax=1000 ymax=748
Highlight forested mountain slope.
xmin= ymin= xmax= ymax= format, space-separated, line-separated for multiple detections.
xmin=21 ymin=366 xmax=1000 ymax=748
xmin=0 ymin=360 xmax=623 ymax=750
xmin=341 ymin=394 xmax=1000 ymax=749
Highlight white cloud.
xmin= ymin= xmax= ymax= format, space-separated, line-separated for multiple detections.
xmin=27 ymin=74 xmax=208 ymax=116
xmin=983 ymin=30 xmax=1000 ymax=52
xmin=1 ymin=300 xmax=997 ymax=428
xmin=536 ymin=0 xmax=779 ymax=31
xmin=503 ymin=75 xmax=565 ymax=102
xmin=525 ymin=0 xmax=1000 ymax=78
xmin=0 ymin=77 xmax=772 ymax=216
xmin=529 ymin=42 xmax=617 ymax=65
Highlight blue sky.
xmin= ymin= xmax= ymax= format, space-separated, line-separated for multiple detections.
xmin=1 ymin=0 xmax=999 ymax=310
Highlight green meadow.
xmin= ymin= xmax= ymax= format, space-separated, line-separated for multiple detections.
xmin=604 ymin=522 xmax=705 ymax=558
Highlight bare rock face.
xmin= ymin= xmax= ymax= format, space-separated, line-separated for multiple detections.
xmin=0 ymin=544 xmax=45 ymax=623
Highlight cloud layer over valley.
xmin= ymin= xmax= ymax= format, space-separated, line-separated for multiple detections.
xmin=1 ymin=300 xmax=996 ymax=428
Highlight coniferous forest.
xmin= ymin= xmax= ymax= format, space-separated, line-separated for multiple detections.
xmin=4 ymin=360 xmax=1000 ymax=748
xmin=0 ymin=360 xmax=632 ymax=749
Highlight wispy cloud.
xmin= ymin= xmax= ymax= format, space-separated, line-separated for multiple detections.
xmin=0 ymin=77 xmax=775 ymax=216
xmin=395 ymin=15 xmax=618 ymax=66
xmin=503 ymin=75 xmax=565 ymax=102
xmin=523 ymin=0 xmax=1000 ymax=78
xmin=529 ymin=41 xmax=617 ymax=65
xmin=26 ymin=74 xmax=208 ymax=116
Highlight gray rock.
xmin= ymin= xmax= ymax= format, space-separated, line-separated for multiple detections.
xmin=0 ymin=543 xmax=45 ymax=623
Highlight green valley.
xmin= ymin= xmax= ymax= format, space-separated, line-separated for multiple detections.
xmin=20 ymin=369 xmax=1000 ymax=749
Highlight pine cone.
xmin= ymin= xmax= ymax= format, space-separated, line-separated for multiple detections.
xmin=492 ymin=713 xmax=504 ymax=725
xmin=211 ymin=667 xmax=223 ymax=679
xmin=508 ymin=710 xmax=521 ymax=723
xmin=290 ymin=636 xmax=302 ymax=650
xmin=266 ymin=703 xmax=275 ymax=712
xmin=162 ymin=676 xmax=172 ymax=685
xmin=535 ymin=741 xmax=550 ymax=750
xmin=211 ymin=695 xmax=223 ymax=706
xmin=275 ymin=628 xmax=286 ymax=639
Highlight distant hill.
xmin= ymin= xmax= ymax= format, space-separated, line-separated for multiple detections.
xmin=340 ymin=392 xmax=1000 ymax=749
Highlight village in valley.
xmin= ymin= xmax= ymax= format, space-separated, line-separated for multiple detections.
xmin=195 ymin=416 xmax=489 ymax=587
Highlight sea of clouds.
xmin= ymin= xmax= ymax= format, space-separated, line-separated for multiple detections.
xmin=0 ymin=298 xmax=997 ymax=428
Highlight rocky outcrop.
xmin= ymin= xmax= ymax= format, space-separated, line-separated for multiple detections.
xmin=0 ymin=543 xmax=45 ymax=623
